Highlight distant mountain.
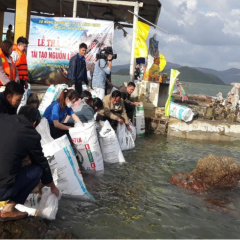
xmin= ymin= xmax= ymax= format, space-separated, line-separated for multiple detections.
xmin=171 ymin=66 xmax=225 ymax=85
xmin=112 ymin=64 xmax=225 ymax=85
xmin=164 ymin=62 xmax=182 ymax=70
xmin=196 ymin=67 xmax=240 ymax=84
xmin=112 ymin=64 xmax=130 ymax=73
xmin=114 ymin=69 xmax=129 ymax=75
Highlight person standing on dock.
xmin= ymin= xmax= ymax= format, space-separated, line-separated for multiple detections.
xmin=67 ymin=43 xmax=89 ymax=96
xmin=6 ymin=24 xmax=14 ymax=43
xmin=0 ymin=40 xmax=20 ymax=86
xmin=92 ymin=54 xmax=113 ymax=100
xmin=12 ymin=37 xmax=29 ymax=89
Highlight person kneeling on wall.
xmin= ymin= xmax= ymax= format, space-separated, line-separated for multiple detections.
xmin=0 ymin=106 xmax=59 ymax=222
xmin=43 ymin=88 xmax=81 ymax=139
xmin=119 ymin=81 xmax=142 ymax=120
xmin=103 ymin=90 xmax=131 ymax=131
xmin=67 ymin=90 xmax=94 ymax=124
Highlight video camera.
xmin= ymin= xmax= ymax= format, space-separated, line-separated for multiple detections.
xmin=96 ymin=47 xmax=117 ymax=61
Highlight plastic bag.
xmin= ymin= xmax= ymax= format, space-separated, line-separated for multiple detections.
xmin=129 ymin=120 xmax=136 ymax=141
xmin=37 ymin=187 xmax=61 ymax=220
xmin=170 ymin=102 xmax=194 ymax=122
xmin=17 ymin=83 xmax=31 ymax=113
xmin=36 ymin=118 xmax=54 ymax=145
xmin=16 ymin=187 xmax=62 ymax=220
xmin=117 ymin=123 xmax=135 ymax=151
xmin=99 ymin=120 xmax=125 ymax=163
xmin=110 ymin=87 xmax=118 ymax=94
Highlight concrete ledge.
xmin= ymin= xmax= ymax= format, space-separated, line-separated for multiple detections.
xmin=168 ymin=118 xmax=240 ymax=141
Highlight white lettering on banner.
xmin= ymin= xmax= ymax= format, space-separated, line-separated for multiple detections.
xmin=27 ymin=16 xmax=114 ymax=84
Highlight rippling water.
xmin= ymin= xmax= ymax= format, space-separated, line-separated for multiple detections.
xmin=49 ymin=135 xmax=240 ymax=239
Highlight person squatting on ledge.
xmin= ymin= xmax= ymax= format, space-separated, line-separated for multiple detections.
xmin=0 ymin=106 xmax=59 ymax=222
xmin=43 ymin=88 xmax=81 ymax=140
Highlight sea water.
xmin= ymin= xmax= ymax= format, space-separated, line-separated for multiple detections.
xmin=111 ymin=75 xmax=232 ymax=97
xmin=48 ymin=76 xmax=237 ymax=238
xmin=49 ymin=135 xmax=240 ymax=238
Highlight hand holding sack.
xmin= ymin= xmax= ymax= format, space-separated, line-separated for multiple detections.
xmin=116 ymin=123 xmax=135 ymax=151
xmin=99 ymin=120 xmax=125 ymax=163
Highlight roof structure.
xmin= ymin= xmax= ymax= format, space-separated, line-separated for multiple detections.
xmin=0 ymin=0 xmax=161 ymax=26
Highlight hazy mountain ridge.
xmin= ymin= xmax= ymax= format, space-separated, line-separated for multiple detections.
xmin=112 ymin=62 xmax=240 ymax=84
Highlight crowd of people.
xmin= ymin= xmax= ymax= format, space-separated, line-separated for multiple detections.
xmin=0 ymin=40 xmax=142 ymax=222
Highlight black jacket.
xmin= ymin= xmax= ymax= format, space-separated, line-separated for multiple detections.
xmin=67 ymin=54 xmax=88 ymax=86
xmin=0 ymin=114 xmax=53 ymax=188
xmin=0 ymin=92 xmax=17 ymax=115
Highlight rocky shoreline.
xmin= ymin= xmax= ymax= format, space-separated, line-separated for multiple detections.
xmin=0 ymin=217 xmax=74 ymax=239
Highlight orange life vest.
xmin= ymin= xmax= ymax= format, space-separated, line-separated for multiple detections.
xmin=0 ymin=49 xmax=16 ymax=85
xmin=12 ymin=44 xmax=28 ymax=81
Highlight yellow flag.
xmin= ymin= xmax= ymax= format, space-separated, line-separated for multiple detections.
xmin=165 ymin=69 xmax=180 ymax=116
xmin=134 ymin=21 xmax=150 ymax=58
xmin=159 ymin=54 xmax=167 ymax=72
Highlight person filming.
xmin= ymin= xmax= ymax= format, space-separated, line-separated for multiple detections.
xmin=92 ymin=47 xmax=116 ymax=100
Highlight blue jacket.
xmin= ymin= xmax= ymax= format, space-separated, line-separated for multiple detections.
xmin=67 ymin=54 xmax=88 ymax=86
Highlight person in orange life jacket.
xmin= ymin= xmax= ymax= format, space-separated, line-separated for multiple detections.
xmin=0 ymin=81 xmax=24 ymax=115
xmin=12 ymin=37 xmax=29 ymax=89
xmin=0 ymin=40 xmax=20 ymax=86
xmin=43 ymin=88 xmax=81 ymax=139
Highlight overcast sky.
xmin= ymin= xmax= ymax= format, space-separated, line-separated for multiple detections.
xmin=114 ymin=0 xmax=240 ymax=71
xmin=4 ymin=0 xmax=240 ymax=71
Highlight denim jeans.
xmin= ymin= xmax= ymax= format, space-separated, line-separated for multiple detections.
xmin=0 ymin=165 xmax=42 ymax=204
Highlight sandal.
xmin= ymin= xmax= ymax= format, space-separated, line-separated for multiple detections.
xmin=0 ymin=209 xmax=28 ymax=222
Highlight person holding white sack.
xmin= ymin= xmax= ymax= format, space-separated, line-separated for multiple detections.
xmin=103 ymin=90 xmax=131 ymax=131
xmin=43 ymin=88 xmax=81 ymax=139
xmin=0 ymin=106 xmax=59 ymax=222
xmin=67 ymin=90 xmax=94 ymax=124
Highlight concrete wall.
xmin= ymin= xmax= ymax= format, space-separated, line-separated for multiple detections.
xmin=168 ymin=118 xmax=240 ymax=141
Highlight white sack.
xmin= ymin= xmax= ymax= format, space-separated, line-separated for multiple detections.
xmin=99 ymin=120 xmax=125 ymax=163
xmin=38 ymin=84 xmax=68 ymax=115
xmin=42 ymin=135 xmax=93 ymax=199
xmin=116 ymin=123 xmax=135 ymax=151
xmin=133 ymin=105 xmax=145 ymax=137
xmin=129 ymin=120 xmax=136 ymax=141
xmin=17 ymin=83 xmax=31 ymax=113
xmin=170 ymin=102 xmax=194 ymax=122
xmin=69 ymin=121 xmax=104 ymax=172
xmin=36 ymin=117 xmax=54 ymax=145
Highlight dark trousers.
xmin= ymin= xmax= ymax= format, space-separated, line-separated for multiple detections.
xmin=0 ymin=165 xmax=42 ymax=204
xmin=49 ymin=123 xmax=74 ymax=140
xmin=124 ymin=102 xmax=134 ymax=121
xmin=75 ymin=83 xmax=83 ymax=97
xmin=19 ymin=80 xmax=25 ymax=88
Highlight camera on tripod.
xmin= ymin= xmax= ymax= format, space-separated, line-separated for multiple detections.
xmin=96 ymin=47 xmax=117 ymax=61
